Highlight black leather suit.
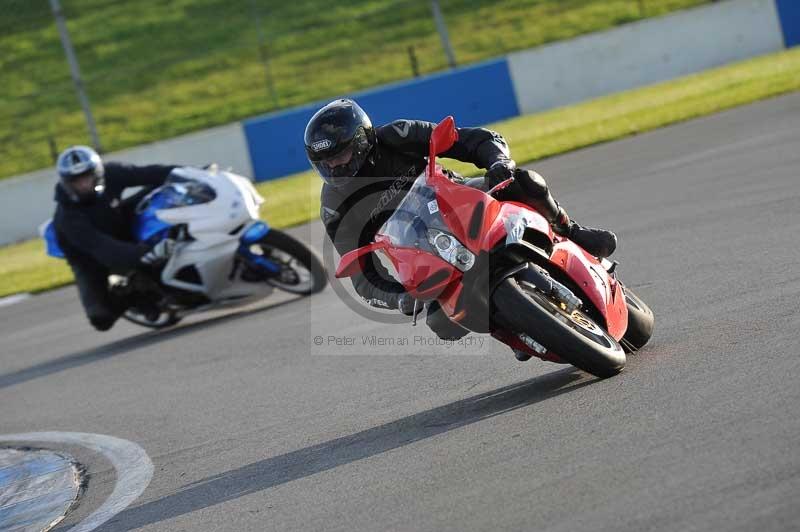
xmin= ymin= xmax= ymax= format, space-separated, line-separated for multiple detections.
xmin=53 ymin=163 xmax=175 ymax=330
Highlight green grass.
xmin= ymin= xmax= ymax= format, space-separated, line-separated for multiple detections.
xmin=2 ymin=46 xmax=799 ymax=298
xmin=1 ymin=0 xmax=710 ymax=179
xmin=0 ymin=239 xmax=76 ymax=296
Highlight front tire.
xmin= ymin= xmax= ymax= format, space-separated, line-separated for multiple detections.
xmin=493 ymin=276 xmax=626 ymax=378
xmin=252 ymin=229 xmax=327 ymax=295
xmin=621 ymin=286 xmax=654 ymax=353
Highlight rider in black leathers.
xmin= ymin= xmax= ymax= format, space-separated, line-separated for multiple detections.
xmin=52 ymin=146 xmax=177 ymax=331
xmin=306 ymin=99 xmax=617 ymax=345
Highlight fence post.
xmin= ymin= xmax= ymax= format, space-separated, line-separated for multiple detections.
xmin=249 ymin=0 xmax=280 ymax=109
xmin=407 ymin=46 xmax=420 ymax=77
xmin=48 ymin=135 xmax=59 ymax=163
xmin=49 ymin=0 xmax=103 ymax=152
xmin=430 ymin=0 xmax=457 ymax=68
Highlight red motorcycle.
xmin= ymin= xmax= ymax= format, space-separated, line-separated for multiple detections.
xmin=336 ymin=117 xmax=653 ymax=378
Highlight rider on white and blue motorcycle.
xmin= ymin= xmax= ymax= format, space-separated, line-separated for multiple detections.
xmin=52 ymin=145 xmax=176 ymax=331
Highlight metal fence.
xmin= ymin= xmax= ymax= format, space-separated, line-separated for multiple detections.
xmin=1 ymin=0 xmax=713 ymax=178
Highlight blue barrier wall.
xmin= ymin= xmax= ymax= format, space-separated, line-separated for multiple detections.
xmin=244 ymin=58 xmax=519 ymax=181
xmin=775 ymin=0 xmax=800 ymax=48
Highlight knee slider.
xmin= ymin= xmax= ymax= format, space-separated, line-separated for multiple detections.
xmin=89 ymin=314 xmax=116 ymax=331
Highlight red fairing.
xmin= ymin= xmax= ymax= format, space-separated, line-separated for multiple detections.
xmin=432 ymin=169 xmax=502 ymax=253
xmin=382 ymin=247 xmax=461 ymax=300
xmin=480 ymin=201 xmax=553 ymax=252
xmin=429 ymin=156 xmax=624 ymax=337
xmin=335 ymin=240 xmax=390 ymax=278
xmin=549 ymin=240 xmax=628 ymax=340
xmin=428 ymin=163 xmax=554 ymax=254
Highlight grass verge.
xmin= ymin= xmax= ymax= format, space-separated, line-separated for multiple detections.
xmin=2 ymin=46 xmax=799 ymax=298
xmin=3 ymin=0 xmax=709 ymax=179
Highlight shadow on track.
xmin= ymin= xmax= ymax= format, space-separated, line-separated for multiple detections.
xmin=95 ymin=367 xmax=595 ymax=532
xmin=0 ymin=297 xmax=302 ymax=391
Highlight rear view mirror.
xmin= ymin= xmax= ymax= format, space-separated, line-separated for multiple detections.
xmin=428 ymin=116 xmax=458 ymax=176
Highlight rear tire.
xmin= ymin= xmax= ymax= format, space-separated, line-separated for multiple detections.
xmin=122 ymin=309 xmax=181 ymax=329
xmin=621 ymin=286 xmax=654 ymax=353
xmin=493 ymin=276 xmax=625 ymax=378
xmin=254 ymin=229 xmax=327 ymax=295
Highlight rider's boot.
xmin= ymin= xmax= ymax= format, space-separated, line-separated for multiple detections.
xmin=513 ymin=170 xmax=617 ymax=258
xmin=551 ymin=207 xmax=618 ymax=259
xmin=141 ymin=303 xmax=161 ymax=323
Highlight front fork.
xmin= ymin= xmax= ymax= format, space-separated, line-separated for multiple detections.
xmin=490 ymin=261 xmax=582 ymax=363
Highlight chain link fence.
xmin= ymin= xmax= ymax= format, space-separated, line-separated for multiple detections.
xmin=1 ymin=0 xmax=713 ymax=178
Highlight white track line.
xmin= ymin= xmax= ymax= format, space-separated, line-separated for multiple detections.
xmin=0 ymin=432 xmax=153 ymax=532
xmin=0 ymin=294 xmax=31 ymax=308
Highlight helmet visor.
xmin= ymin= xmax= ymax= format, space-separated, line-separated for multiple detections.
xmin=312 ymin=145 xmax=364 ymax=186
xmin=61 ymin=170 xmax=104 ymax=201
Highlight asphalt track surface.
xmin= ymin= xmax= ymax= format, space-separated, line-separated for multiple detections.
xmin=2 ymin=93 xmax=799 ymax=532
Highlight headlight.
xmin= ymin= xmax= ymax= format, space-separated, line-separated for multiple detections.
xmin=427 ymin=229 xmax=475 ymax=271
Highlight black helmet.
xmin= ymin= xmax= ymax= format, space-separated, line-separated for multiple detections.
xmin=56 ymin=145 xmax=105 ymax=202
xmin=304 ymin=99 xmax=376 ymax=187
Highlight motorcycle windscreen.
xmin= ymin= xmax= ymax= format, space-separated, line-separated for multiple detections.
xmin=377 ymin=173 xmax=461 ymax=296
xmin=132 ymin=174 xmax=216 ymax=243
xmin=377 ymin=173 xmax=450 ymax=253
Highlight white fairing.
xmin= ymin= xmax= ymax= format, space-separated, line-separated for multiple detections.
xmin=153 ymin=167 xmax=273 ymax=303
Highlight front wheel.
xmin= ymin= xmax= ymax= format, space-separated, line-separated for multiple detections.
xmin=250 ymin=229 xmax=327 ymax=295
xmin=493 ymin=276 xmax=626 ymax=378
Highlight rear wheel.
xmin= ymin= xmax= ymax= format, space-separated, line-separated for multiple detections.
xmin=122 ymin=308 xmax=181 ymax=329
xmin=251 ymin=229 xmax=327 ymax=295
xmin=621 ymin=286 xmax=654 ymax=353
xmin=493 ymin=276 xmax=625 ymax=378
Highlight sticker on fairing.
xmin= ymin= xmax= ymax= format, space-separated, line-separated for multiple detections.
xmin=504 ymin=213 xmax=529 ymax=245
xmin=427 ymin=200 xmax=439 ymax=214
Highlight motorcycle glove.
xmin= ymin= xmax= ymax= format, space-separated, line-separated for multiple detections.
xmin=485 ymin=159 xmax=517 ymax=187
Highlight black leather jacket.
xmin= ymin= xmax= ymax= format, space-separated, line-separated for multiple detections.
xmin=321 ymin=119 xmax=511 ymax=309
xmin=53 ymin=162 xmax=176 ymax=274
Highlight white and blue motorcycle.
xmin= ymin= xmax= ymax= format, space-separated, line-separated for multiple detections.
xmin=42 ymin=166 xmax=327 ymax=328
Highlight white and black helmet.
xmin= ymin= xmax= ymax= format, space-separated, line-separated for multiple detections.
xmin=56 ymin=145 xmax=105 ymax=202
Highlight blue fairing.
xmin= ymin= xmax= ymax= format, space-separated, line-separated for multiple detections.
xmin=132 ymin=176 xmax=217 ymax=244
xmin=44 ymin=175 xmax=216 ymax=258
xmin=132 ymin=189 xmax=176 ymax=244
xmin=43 ymin=202 xmax=168 ymax=260
xmin=43 ymin=221 xmax=65 ymax=258
xmin=238 ymin=221 xmax=280 ymax=274
xmin=240 ymin=220 xmax=271 ymax=245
